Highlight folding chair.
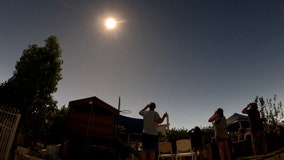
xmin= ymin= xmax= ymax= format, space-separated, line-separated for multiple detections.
xmin=175 ymin=139 xmax=193 ymax=160
xmin=158 ymin=142 xmax=175 ymax=160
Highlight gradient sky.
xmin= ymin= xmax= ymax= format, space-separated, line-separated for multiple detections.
xmin=1 ymin=0 xmax=284 ymax=129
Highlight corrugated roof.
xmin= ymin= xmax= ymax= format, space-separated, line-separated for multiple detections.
xmin=227 ymin=113 xmax=249 ymax=126
xmin=117 ymin=115 xmax=143 ymax=134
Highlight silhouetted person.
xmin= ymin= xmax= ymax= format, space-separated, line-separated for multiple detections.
xmin=242 ymin=102 xmax=267 ymax=156
xmin=208 ymin=108 xmax=231 ymax=160
xmin=188 ymin=126 xmax=204 ymax=160
xmin=139 ymin=102 xmax=168 ymax=160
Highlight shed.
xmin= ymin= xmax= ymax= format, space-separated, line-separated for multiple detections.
xmin=226 ymin=113 xmax=250 ymax=132
xmin=65 ymin=96 xmax=119 ymax=146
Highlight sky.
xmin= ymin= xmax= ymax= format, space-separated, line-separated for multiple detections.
xmin=1 ymin=0 xmax=284 ymax=129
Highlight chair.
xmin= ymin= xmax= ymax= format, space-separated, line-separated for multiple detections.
xmin=175 ymin=139 xmax=193 ymax=160
xmin=158 ymin=142 xmax=175 ymax=160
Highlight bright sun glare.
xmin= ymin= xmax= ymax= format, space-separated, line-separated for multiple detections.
xmin=105 ymin=18 xmax=117 ymax=29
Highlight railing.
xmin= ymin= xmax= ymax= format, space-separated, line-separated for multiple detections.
xmin=0 ymin=106 xmax=21 ymax=160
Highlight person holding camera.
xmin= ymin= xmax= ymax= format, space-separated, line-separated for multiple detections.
xmin=242 ymin=102 xmax=267 ymax=156
xmin=188 ymin=126 xmax=204 ymax=160
xmin=208 ymin=108 xmax=231 ymax=160
xmin=139 ymin=102 xmax=168 ymax=160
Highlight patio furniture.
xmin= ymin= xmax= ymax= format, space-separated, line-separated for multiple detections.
xmin=175 ymin=139 xmax=193 ymax=160
xmin=158 ymin=141 xmax=175 ymax=160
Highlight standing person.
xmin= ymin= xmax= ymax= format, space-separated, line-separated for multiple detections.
xmin=139 ymin=102 xmax=168 ymax=160
xmin=188 ymin=126 xmax=204 ymax=160
xmin=242 ymin=102 xmax=267 ymax=156
xmin=208 ymin=108 xmax=231 ymax=160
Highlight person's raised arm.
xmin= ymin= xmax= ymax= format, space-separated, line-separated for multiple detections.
xmin=208 ymin=112 xmax=219 ymax=122
xmin=139 ymin=105 xmax=148 ymax=116
xmin=242 ymin=103 xmax=250 ymax=114
xmin=157 ymin=112 xmax=168 ymax=124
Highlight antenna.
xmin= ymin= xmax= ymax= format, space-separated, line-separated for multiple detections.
xmin=118 ymin=96 xmax=121 ymax=113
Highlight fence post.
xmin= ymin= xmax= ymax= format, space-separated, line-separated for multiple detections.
xmin=0 ymin=106 xmax=21 ymax=160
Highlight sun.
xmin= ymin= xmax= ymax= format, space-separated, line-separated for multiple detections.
xmin=105 ymin=18 xmax=117 ymax=29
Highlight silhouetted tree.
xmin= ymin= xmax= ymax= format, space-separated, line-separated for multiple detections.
xmin=255 ymin=94 xmax=283 ymax=131
xmin=0 ymin=35 xmax=63 ymax=140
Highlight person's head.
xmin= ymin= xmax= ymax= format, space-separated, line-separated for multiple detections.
xmin=148 ymin=102 xmax=156 ymax=110
xmin=248 ymin=102 xmax=258 ymax=111
xmin=194 ymin=126 xmax=201 ymax=132
xmin=215 ymin=108 xmax=224 ymax=117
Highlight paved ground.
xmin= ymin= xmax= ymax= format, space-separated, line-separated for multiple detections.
xmin=235 ymin=147 xmax=284 ymax=160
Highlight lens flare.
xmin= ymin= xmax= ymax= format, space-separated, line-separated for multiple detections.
xmin=105 ymin=18 xmax=117 ymax=29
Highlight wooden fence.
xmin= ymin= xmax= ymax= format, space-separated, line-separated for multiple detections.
xmin=0 ymin=106 xmax=21 ymax=160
